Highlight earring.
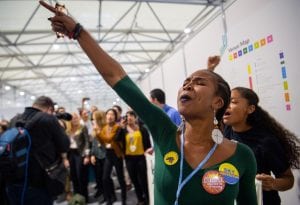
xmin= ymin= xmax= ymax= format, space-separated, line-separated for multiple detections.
xmin=212 ymin=111 xmax=224 ymax=144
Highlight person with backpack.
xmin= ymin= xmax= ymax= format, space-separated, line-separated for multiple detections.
xmin=0 ymin=120 xmax=10 ymax=205
xmin=5 ymin=96 xmax=70 ymax=205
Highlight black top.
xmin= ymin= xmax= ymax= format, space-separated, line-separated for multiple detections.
xmin=224 ymin=125 xmax=289 ymax=205
xmin=9 ymin=107 xmax=70 ymax=188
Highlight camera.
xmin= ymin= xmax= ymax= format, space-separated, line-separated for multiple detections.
xmin=56 ymin=112 xmax=72 ymax=121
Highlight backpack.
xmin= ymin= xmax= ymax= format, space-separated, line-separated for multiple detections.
xmin=0 ymin=127 xmax=32 ymax=180
xmin=0 ymin=113 xmax=41 ymax=181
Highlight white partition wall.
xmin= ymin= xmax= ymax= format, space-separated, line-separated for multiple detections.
xmin=162 ymin=50 xmax=186 ymax=108
xmin=149 ymin=65 xmax=164 ymax=93
xmin=138 ymin=0 xmax=300 ymax=204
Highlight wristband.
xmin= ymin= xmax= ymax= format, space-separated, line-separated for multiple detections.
xmin=72 ymin=23 xmax=83 ymax=40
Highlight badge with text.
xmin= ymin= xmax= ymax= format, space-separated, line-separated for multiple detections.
xmin=164 ymin=151 xmax=178 ymax=165
xmin=219 ymin=163 xmax=239 ymax=185
xmin=129 ymin=145 xmax=136 ymax=152
xmin=202 ymin=170 xmax=225 ymax=194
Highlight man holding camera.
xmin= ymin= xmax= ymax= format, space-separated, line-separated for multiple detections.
xmin=6 ymin=96 xmax=70 ymax=205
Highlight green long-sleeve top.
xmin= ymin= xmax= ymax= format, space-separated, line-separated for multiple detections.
xmin=113 ymin=76 xmax=257 ymax=205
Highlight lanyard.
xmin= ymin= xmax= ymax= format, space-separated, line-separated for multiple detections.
xmin=174 ymin=125 xmax=218 ymax=205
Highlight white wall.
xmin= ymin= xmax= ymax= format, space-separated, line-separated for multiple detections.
xmin=219 ymin=0 xmax=300 ymax=136
xmin=138 ymin=0 xmax=300 ymax=204
xmin=162 ymin=50 xmax=186 ymax=108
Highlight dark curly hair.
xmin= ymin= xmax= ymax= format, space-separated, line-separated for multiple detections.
xmin=233 ymin=87 xmax=300 ymax=168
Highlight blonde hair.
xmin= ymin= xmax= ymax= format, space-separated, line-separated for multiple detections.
xmin=93 ymin=110 xmax=106 ymax=128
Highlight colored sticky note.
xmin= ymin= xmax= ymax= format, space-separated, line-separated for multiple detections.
xmin=234 ymin=53 xmax=237 ymax=58
xmin=281 ymin=67 xmax=287 ymax=78
xmin=283 ymin=81 xmax=288 ymax=90
xmin=248 ymin=44 xmax=253 ymax=52
xmin=279 ymin=52 xmax=284 ymax=59
xmin=229 ymin=54 xmax=233 ymax=61
xmin=248 ymin=76 xmax=253 ymax=90
xmin=260 ymin=38 xmax=266 ymax=46
xmin=238 ymin=50 xmax=242 ymax=56
xmin=267 ymin=35 xmax=273 ymax=43
xmin=284 ymin=93 xmax=290 ymax=102
xmin=286 ymin=104 xmax=291 ymax=111
xmin=243 ymin=47 xmax=248 ymax=54
xmin=254 ymin=42 xmax=260 ymax=49
xmin=247 ymin=64 xmax=252 ymax=74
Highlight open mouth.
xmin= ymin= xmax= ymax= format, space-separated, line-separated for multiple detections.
xmin=223 ymin=111 xmax=231 ymax=119
xmin=180 ymin=94 xmax=192 ymax=103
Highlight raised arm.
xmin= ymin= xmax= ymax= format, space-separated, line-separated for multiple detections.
xmin=39 ymin=1 xmax=126 ymax=87
xmin=39 ymin=1 xmax=177 ymax=141
xmin=207 ymin=55 xmax=220 ymax=71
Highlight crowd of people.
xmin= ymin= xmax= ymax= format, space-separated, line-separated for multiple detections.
xmin=0 ymin=96 xmax=154 ymax=205
xmin=0 ymin=1 xmax=299 ymax=205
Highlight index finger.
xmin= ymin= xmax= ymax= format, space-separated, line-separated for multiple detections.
xmin=39 ymin=0 xmax=56 ymax=13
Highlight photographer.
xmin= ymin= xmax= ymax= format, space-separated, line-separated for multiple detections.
xmin=6 ymin=96 xmax=70 ymax=205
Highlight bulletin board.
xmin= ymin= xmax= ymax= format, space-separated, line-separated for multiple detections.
xmin=219 ymin=0 xmax=300 ymax=136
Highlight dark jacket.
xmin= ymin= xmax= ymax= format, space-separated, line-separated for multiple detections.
xmin=9 ymin=107 xmax=70 ymax=188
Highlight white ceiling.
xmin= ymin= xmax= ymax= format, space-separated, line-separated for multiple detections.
xmin=0 ymin=0 xmax=229 ymax=111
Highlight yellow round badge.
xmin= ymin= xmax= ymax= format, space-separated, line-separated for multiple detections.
xmin=219 ymin=163 xmax=239 ymax=185
xmin=164 ymin=151 xmax=179 ymax=165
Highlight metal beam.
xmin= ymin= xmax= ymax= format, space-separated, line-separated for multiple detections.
xmin=2 ymin=71 xmax=141 ymax=81
xmin=100 ymin=2 xmax=138 ymax=41
xmin=0 ymin=49 xmax=169 ymax=58
xmin=2 ymin=40 xmax=175 ymax=47
xmin=14 ymin=4 xmax=40 ymax=44
xmin=1 ymin=29 xmax=182 ymax=36
xmin=7 ymin=0 xmax=221 ymax=5
xmin=105 ymin=0 xmax=223 ymax=5
xmin=0 ymin=61 xmax=156 ymax=71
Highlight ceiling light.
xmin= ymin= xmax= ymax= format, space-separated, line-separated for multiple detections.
xmin=4 ymin=85 xmax=11 ymax=90
xmin=184 ymin=27 xmax=191 ymax=34
xmin=116 ymin=98 xmax=120 ymax=102
xmin=53 ymin=44 xmax=60 ymax=50
xmin=19 ymin=91 xmax=25 ymax=96
xmin=78 ymin=90 xmax=82 ymax=94
xmin=30 ymin=96 xmax=36 ymax=100
xmin=113 ymin=101 xmax=116 ymax=105
xmin=145 ymin=68 xmax=150 ymax=73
